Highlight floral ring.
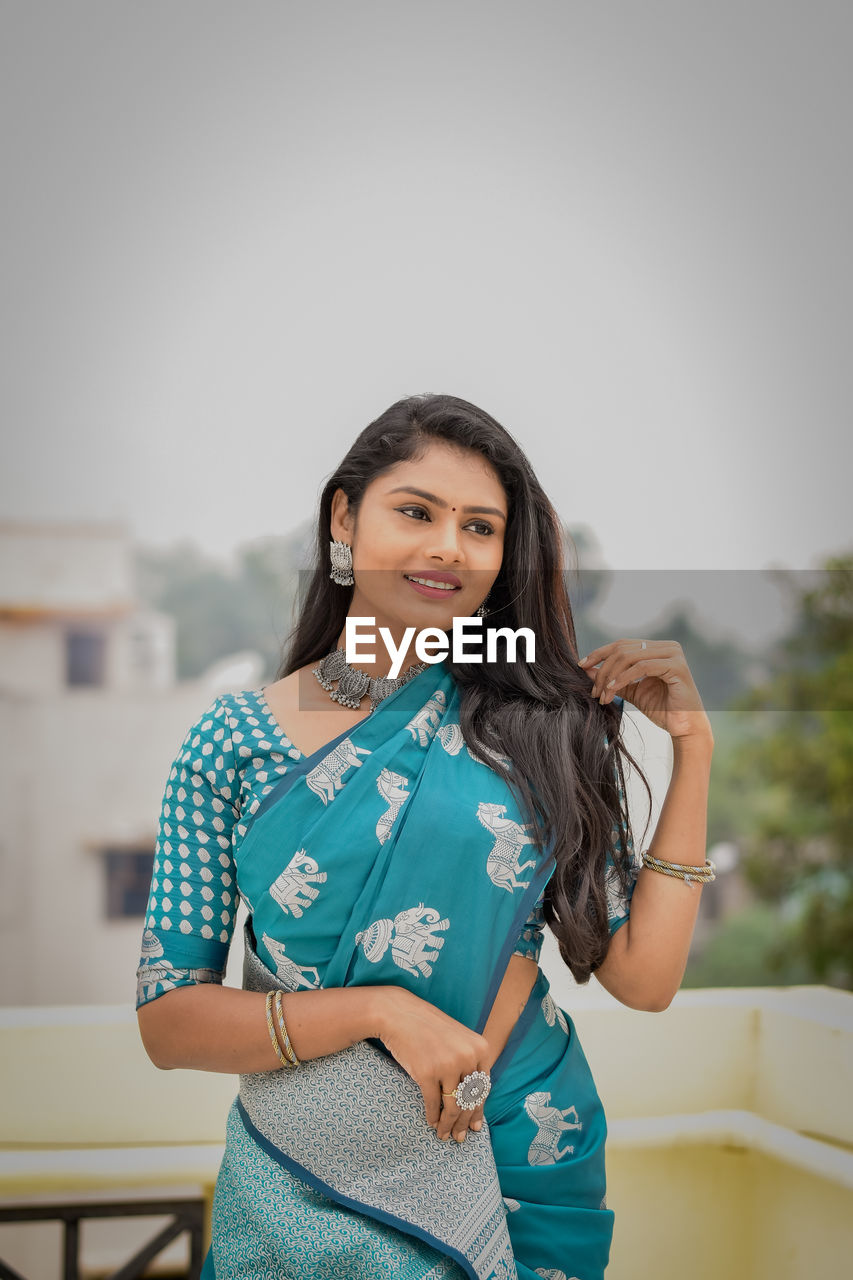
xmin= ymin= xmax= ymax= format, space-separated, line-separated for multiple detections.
xmin=441 ymin=1070 xmax=492 ymax=1111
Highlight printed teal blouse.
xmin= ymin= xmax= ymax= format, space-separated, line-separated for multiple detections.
xmin=136 ymin=690 xmax=640 ymax=1009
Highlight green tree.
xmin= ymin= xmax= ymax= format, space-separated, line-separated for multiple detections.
xmin=135 ymin=526 xmax=311 ymax=680
xmin=726 ymin=555 xmax=853 ymax=990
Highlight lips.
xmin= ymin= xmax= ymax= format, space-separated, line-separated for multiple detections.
xmin=404 ymin=573 xmax=461 ymax=591
xmin=403 ymin=572 xmax=462 ymax=591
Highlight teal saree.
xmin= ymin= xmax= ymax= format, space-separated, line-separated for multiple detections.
xmin=200 ymin=658 xmax=619 ymax=1280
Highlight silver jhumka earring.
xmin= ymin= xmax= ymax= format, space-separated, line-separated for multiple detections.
xmin=329 ymin=539 xmax=354 ymax=587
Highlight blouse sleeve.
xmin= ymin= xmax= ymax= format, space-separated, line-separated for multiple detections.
xmin=508 ymin=803 xmax=641 ymax=960
xmin=510 ymin=892 xmax=546 ymax=964
xmin=135 ymin=696 xmax=241 ymax=1010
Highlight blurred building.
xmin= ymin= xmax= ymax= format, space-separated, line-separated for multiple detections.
xmin=0 ymin=521 xmax=262 ymax=1007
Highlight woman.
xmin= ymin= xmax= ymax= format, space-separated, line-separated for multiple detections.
xmin=136 ymin=393 xmax=715 ymax=1280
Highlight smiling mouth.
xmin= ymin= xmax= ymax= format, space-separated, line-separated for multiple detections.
xmin=404 ymin=575 xmax=461 ymax=592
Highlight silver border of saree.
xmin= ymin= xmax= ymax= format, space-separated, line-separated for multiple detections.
xmin=238 ymin=923 xmax=518 ymax=1280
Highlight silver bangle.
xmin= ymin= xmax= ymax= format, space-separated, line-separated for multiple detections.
xmin=641 ymin=851 xmax=717 ymax=883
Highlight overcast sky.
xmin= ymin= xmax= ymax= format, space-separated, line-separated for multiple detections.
xmin=1 ymin=2 xmax=850 ymax=643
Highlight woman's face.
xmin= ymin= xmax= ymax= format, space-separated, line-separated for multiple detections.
xmin=330 ymin=440 xmax=507 ymax=640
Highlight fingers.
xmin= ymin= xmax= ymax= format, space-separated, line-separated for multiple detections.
xmin=417 ymin=1033 xmax=493 ymax=1142
xmin=436 ymin=1090 xmax=465 ymax=1142
xmin=467 ymin=1100 xmax=486 ymax=1135
xmin=436 ymin=1088 xmax=482 ymax=1143
xmin=440 ymin=1096 xmax=486 ymax=1143
xmin=589 ymin=660 xmax=648 ymax=704
xmin=423 ymin=1078 xmax=472 ymax=1138
xmin=435 ymin=1067 xmax=490 ymax=1143
xmin=424 ymin=1079 xmax=443 ymax=1131
xmin=580 ymin=640 xmax=677 ymax=704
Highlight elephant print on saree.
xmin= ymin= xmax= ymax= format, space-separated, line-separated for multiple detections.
xmin=269 ymin=848 xmax=328 ymax=918
xmin=355 ymin=903 xmax=451 ymax=978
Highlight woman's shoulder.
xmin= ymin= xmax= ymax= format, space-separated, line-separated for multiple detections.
xmin=173 ymin=687 xmax=300 ymax=767
xmin=176 ymin=688 xmax=257 ymax=743
xmin=181 ymin=686 xmax=279 ymax=726
xmin=212 ymin=688 xmax=303 ymax=756
xmin=167 ymin=689 xmax=302 ymax=812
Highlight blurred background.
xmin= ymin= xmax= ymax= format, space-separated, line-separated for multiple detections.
xmin=1 ymin=3 xmax=851 ymax=1276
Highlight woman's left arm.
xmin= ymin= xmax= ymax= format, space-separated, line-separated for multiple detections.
xmin=579 ymin=638 xmax=715 ymax=1013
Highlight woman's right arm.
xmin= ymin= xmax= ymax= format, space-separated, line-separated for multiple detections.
xmin=135 ymin=694 xmax=405 ymax=1073
xmin=137 ymin=976 xmax=494 ymax=1147
xmin=136 ymin=981 xmax=391 ymax=1073
xmin=136 ymin=976 xmax=492 ymax=1148
xmin=135 ymin=696 xmax=498 ymax=1140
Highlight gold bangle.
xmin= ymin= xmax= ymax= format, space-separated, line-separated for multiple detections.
xmin=274 ymin=983 xmax=300 ymax=1064
xmin=265 ymin=990 xmax=291 ymax=1069
xmin=644 ymin=859 xmax=715 ymax=878
xmin=641 ymin=851 xmax=717 ymax=884
xmin=644 ymin=862 xmax=713 ymax=884
xmin=644 ymin=854 xmax=716 ymax=875
xmin=274 ymin=991 xmax=299 ymax=1067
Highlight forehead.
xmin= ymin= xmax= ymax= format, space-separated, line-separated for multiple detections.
xmin=377 ymin=440 xmax=506 ymax=498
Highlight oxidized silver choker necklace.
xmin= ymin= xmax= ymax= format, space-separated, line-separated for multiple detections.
xmin=312 ymin=647 xmax=429 ymax=713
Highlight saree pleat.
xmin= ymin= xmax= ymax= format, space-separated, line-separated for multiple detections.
xmin=208 ymin=1101 xmax=466 ymax=1279
xmin=177 ymin=659 xmax=617 ymax=1280
xmin=231 ymin=926 xmax=515 ymax=1280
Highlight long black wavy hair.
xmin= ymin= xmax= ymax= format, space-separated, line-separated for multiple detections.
xmin=277 ymin=394 xmax=652 ymax=984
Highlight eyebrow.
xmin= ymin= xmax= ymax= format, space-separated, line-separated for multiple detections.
xmin=385 ymin=486 xmax=507 ymax=521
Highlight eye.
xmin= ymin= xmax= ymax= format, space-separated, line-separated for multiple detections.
xmin=396 ymin=506 xmax=494 ymax=536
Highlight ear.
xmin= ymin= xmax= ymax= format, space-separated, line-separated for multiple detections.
xmin=329 ymin=488 xmax=354 ymax=543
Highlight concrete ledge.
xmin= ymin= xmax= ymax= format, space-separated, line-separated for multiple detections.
xmin=607 ymin=1108 xmax=853 ymax=1190
xmin=0 ymin=1144 xmax=224 ymax=1195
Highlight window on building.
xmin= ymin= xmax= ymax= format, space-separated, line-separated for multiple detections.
xmin=103 ymin=848 xmax=155 ymax=919
xmin=65 ymin=629 xmax=107 ymax=687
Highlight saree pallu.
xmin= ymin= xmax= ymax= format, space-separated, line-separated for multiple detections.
xmin=203 ymin=659 xmax=615 ymax=1280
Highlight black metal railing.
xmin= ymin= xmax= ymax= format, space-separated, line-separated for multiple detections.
xmin=0 ymin=1198 xmax=205 ymax=1280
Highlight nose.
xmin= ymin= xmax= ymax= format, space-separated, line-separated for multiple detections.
xmin=423 ymin=514 xmax=464 ymax=563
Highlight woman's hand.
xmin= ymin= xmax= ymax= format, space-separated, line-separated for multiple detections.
xmin=372 ymin=986 xmax=494 ymax=1143
xmin=579 ymin=638 xmax=713 ymax=742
